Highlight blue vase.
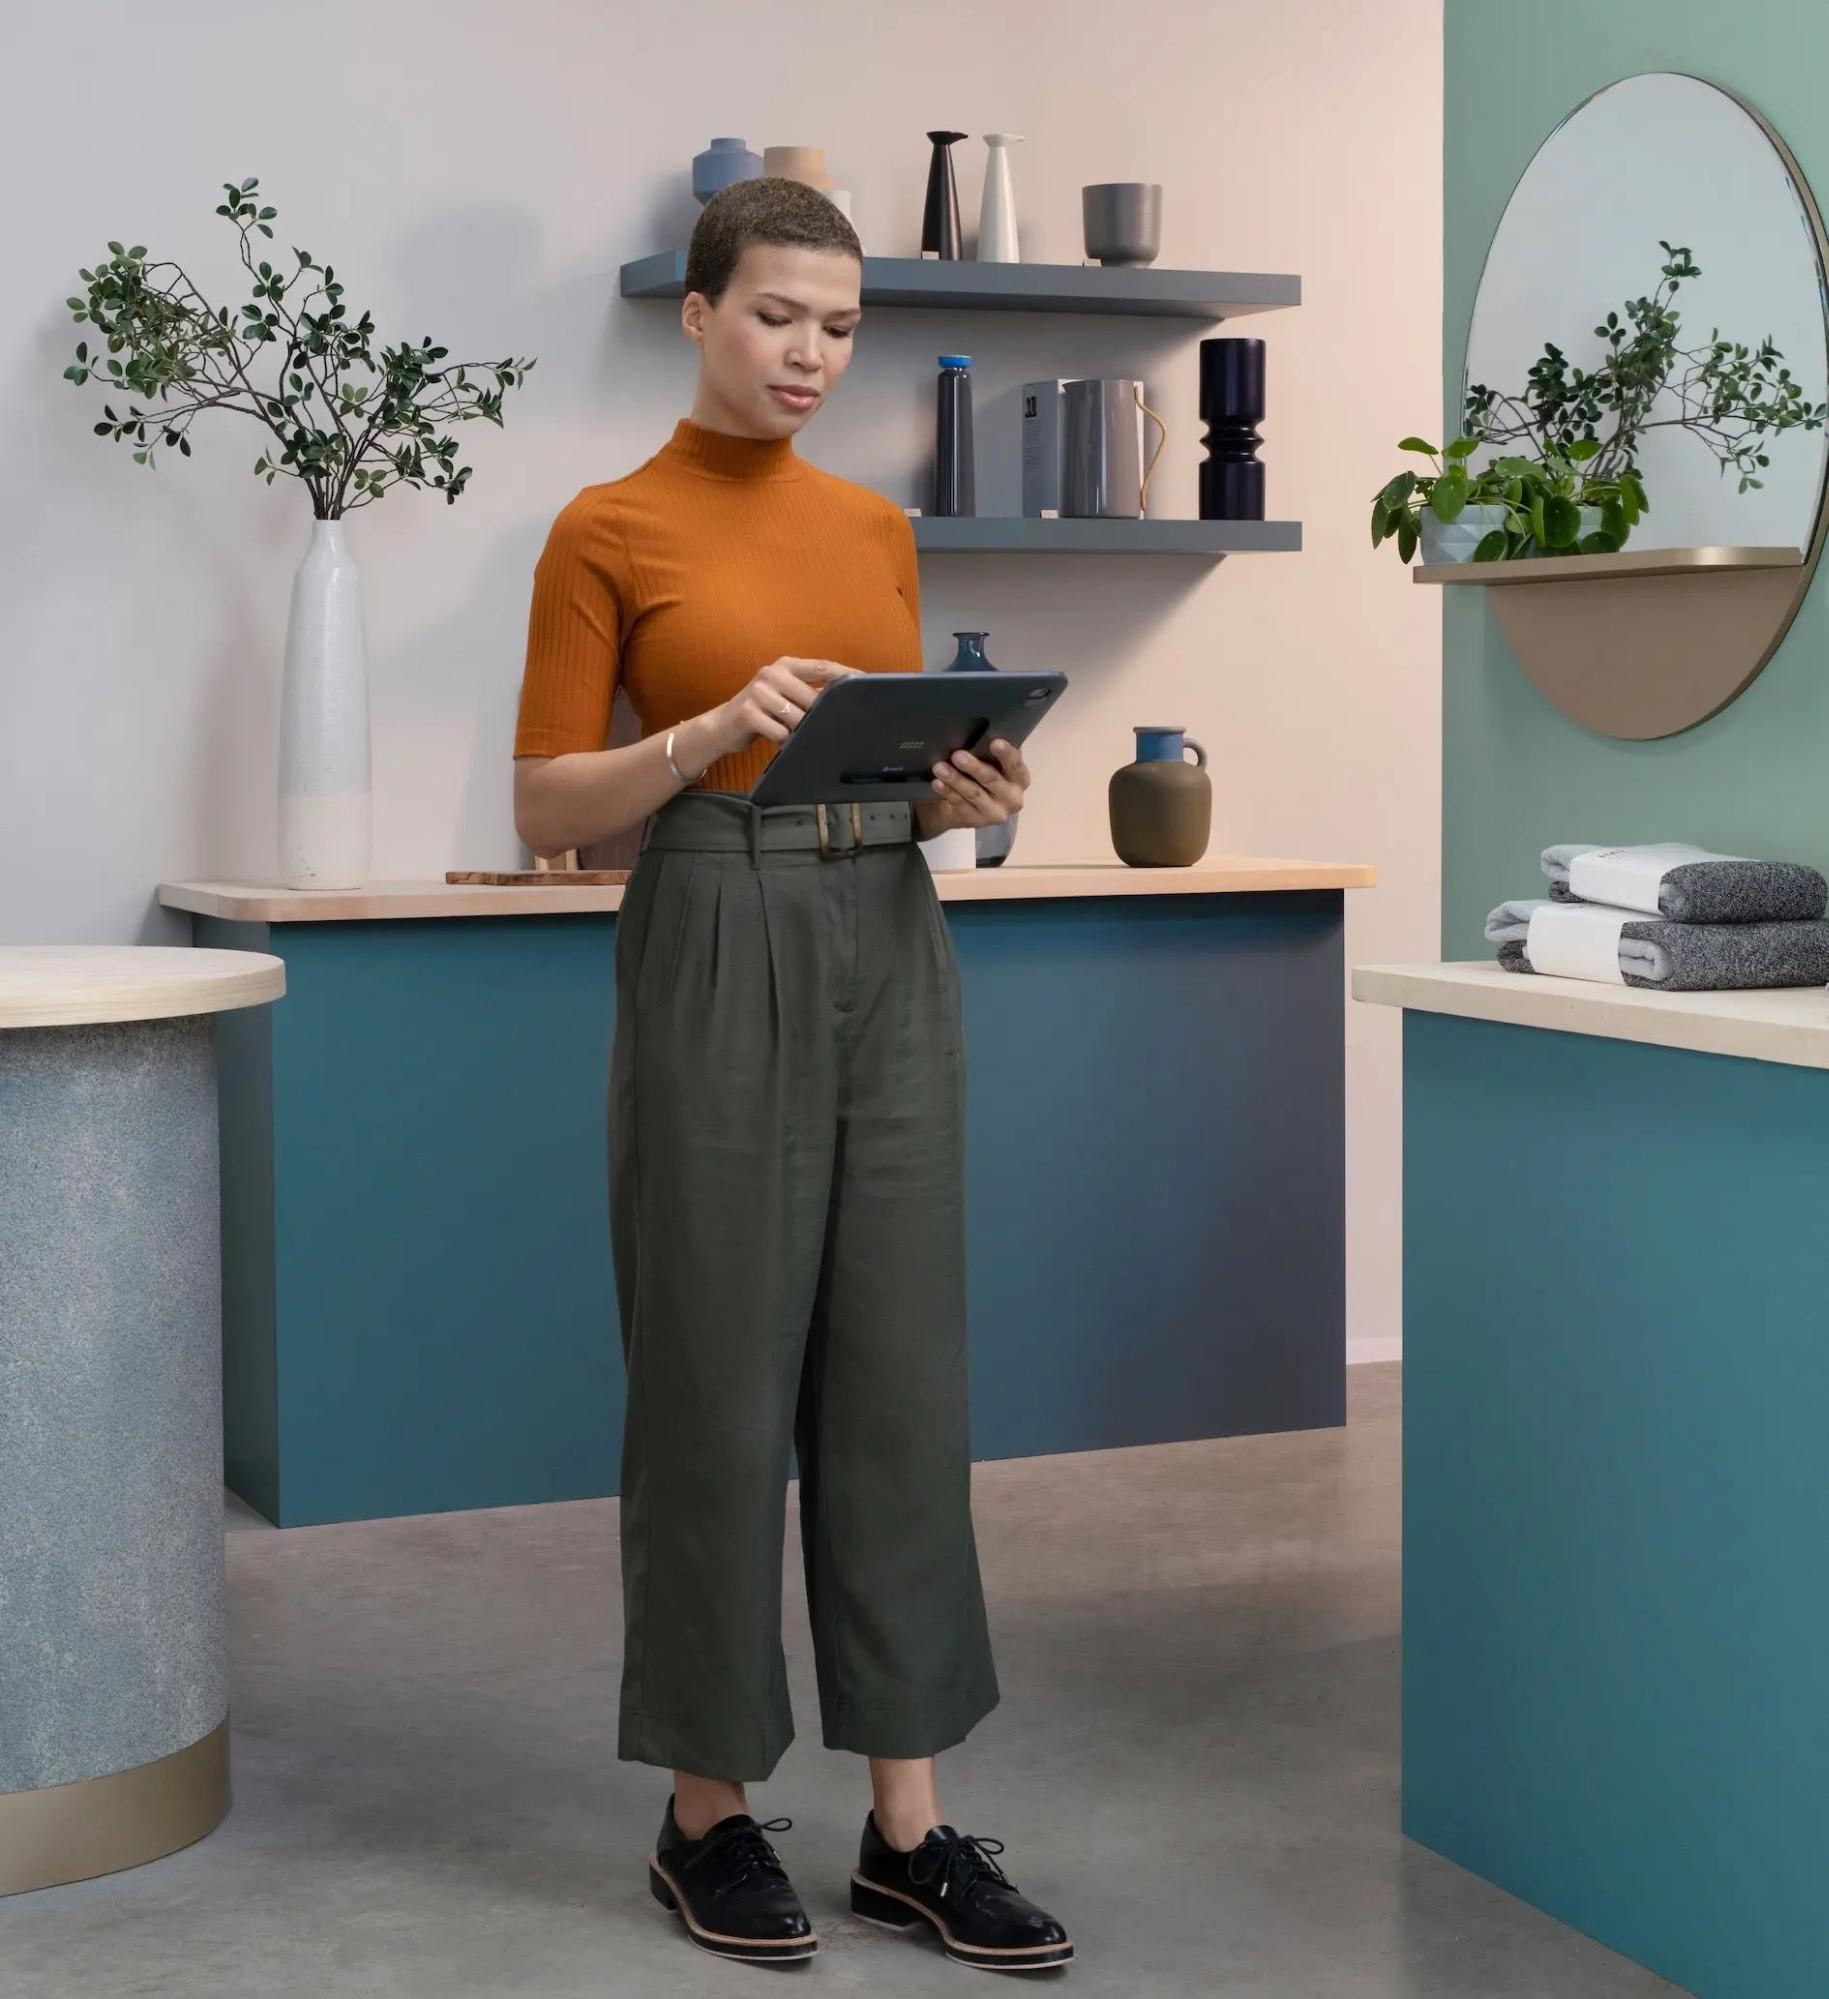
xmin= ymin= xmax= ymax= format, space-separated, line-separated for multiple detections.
xmin=941 ymin=632 xmax=1015 ymax=866
xmin=692 ymin=137 xmax=763 ymax=205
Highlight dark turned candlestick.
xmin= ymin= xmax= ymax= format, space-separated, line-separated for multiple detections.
xmin=1198 ymin=336 xmax=1266 ymax=520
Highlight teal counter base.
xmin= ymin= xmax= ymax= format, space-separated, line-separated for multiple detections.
xmin=1403 ymin=1009 xmax=1829 ymax=1998
xmin=202 ymin=890 xmax=1347 ymax=1528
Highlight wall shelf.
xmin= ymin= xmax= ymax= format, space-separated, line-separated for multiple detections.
xmin=621 ymin=249 xmax=1305 ymax=561
xmin=909 ymin=517 xmax=1301 ymax=556
xmin=1412 ymin=545 xmax=1804 ymax=586
xmin=619 ymin=250 xmax=1301 ymax=320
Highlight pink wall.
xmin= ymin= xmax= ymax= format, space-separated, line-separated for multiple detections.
xmin=5 ymin=0 xmax=1442 ymax=1355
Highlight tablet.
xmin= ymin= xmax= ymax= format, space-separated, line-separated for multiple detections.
xmin=747 ymin=670 xmax=1068 ymax=807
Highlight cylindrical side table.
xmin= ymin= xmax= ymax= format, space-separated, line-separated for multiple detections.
xmin=0 ymin=945 xmax=285 ymax=1897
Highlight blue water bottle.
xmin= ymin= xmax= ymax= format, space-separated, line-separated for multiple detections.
xmin=934 ymin=355 xmax=975 ymax=517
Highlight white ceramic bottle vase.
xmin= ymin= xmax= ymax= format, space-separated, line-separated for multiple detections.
xmin=278 ymin=516 xmax=371 ymax=889
xmin=978 ymin=134 xmax=1023 ymax=261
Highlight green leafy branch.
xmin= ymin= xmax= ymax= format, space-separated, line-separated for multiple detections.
xmin=62 ymin=176 xmax=536 ymax=517
xmin=1463 ymin=240 xmax=1825 ymax=494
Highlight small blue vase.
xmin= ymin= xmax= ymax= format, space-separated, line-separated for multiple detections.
xmin=692 ymin=137 xmax=763 ymax=205
xmin=941 ymin=632 xmax=1016 ymax=866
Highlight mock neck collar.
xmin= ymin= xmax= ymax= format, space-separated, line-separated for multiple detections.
xmin=662 ymin=415 xmax=807 ymax=482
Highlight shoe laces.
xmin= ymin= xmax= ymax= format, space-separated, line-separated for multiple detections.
xmin=908 ymin=1827 xmax=1010 ymax=1905
xmin=694 ymin=1813 xmax=793 ymax=1886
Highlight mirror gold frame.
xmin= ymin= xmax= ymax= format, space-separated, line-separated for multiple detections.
xmin=1440 ymin=74 xmax=1829 ymax=739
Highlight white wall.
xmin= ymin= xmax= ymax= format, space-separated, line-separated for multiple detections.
xmin=0 ymin=0 xmax=1441 ymax=1363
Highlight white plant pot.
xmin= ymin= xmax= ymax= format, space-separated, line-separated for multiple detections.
xmin=1418 ymin=502 xmax=1510 ymax=564
xmin=1419 ymin=501 xmax=1613 ymax=566
xmin=278 ymin=518 xmax=371 ymax=889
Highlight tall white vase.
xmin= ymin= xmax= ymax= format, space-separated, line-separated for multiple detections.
xmin=978 ymin=134 xmax=1023 ymax=261
xmin=278 ymin=517 xmax=371 ymax=889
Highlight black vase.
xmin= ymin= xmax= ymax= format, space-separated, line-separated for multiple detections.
xmin=922 ymin=131 xmax=967 ymax=259
xmin=1198 ymin=337 xmax=1266 ymax=521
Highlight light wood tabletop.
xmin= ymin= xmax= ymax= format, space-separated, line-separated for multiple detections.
xmin=0 ymin=945 xmax=287 ymax=1029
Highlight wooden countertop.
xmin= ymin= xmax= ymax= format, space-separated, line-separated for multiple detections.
xmin=0 ymin=945 xmax=286 ymax=1028
xmin=159 ymin=856 xmax=1377 ymax=924
xmin=1354 ymin=959 xmax=1829 ymax=1073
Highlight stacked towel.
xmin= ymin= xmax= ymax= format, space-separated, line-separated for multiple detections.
xmin=1542 ymin=842 xmax=1827 ymax=923
xmin=1485 ymin=897 xmax=1829 ymax=991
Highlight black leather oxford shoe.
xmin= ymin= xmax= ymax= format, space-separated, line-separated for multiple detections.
xmin=850 ymin=1808 xmax=1073 ymax=1970
xmin=647 ymin=1793 xmax=817 ymax=1964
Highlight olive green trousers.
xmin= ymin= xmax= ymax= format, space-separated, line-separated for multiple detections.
xmin=608 ymin=789 xmax=1000 ymax=1780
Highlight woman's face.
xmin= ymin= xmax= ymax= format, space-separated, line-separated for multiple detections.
xmin=685 ymin=241 xmax=862 ymax=438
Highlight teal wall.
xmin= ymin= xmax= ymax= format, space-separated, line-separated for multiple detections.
xmin=1442 ymin=2 xmax=1829 ymax=956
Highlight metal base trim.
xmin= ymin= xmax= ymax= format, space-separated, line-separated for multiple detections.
xmin=0 ymin=1716 xmax=230 ymax=1897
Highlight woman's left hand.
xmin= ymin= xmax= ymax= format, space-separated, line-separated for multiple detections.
xmin=912 ymin=737 xmax=1030 ymax=839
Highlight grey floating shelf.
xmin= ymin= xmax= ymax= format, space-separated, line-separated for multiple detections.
xmin=909 ymin=517 xmax=1301 ymax=556
xmin=620 ymin=250 xmax=1300 ymax=320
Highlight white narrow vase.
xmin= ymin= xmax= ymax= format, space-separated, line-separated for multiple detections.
xmin=978 ymin=134 xmax=1023 ymax=262
xmin=278 ymin=517 xmax=371 ymax=889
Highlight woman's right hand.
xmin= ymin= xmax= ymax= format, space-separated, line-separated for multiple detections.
xmin=712 ymin=656 xmax=859 ymax=755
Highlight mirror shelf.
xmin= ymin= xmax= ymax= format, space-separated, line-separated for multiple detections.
xmin=1413 ymin=546 xmax=1804 ymax=586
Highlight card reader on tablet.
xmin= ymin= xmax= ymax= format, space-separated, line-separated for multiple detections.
xmin=747 ymin=670 xmax=1067 ymax=808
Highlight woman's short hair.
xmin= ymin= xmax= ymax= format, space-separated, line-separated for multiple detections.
xmin=685 ymin=176 xmax=863 ymax=308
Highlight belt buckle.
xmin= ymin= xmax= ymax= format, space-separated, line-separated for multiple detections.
xmin=815 ymin=801 xmax=864 ymax=859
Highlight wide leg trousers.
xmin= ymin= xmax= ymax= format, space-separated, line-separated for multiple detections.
xmin=607 ymin=790 xmax=1000 ymax=1781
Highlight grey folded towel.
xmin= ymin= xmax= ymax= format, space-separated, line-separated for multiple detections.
xmin=1543 ymin=843 xmax=1827 ymax=923
xmin=1487 ymin=896 xmax=1829 ymax=991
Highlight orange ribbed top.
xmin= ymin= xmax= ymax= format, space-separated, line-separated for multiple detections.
xmin=512 ymin=415 xmax=926 ymax=794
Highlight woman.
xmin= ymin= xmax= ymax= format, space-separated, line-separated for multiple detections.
xmin=510 ymin=175 xmax=1072 ymax=1973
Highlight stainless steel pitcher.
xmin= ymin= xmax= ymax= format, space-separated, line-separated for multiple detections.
xmin=1062 ymin=378 xmax=1167 ymax=518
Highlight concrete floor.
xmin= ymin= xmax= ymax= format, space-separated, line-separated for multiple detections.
xmin=4 ymin=1363 xmax=1682 ymax=1996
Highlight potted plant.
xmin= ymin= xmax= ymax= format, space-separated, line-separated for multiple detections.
xmin=1371 ymin=436 xmax=1505 ymax=564
xmin=1371 ymin=436 xmax=1642 ymax=563
xmin=61 ymin=175 xmax=536 ymax=888
xmin=1377 ymin=240 xmax=1827 ymax=571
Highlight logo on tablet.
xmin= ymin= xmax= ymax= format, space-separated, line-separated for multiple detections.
xmin=899 ymin=739 xmax=925 ymax=749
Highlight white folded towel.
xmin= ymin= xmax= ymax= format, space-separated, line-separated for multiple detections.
xmin=1542 ymin=843 xmax=1828 ymax=923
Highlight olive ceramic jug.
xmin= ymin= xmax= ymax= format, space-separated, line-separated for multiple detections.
xmin=1109 ymin=726 xmax=1210 ymax=865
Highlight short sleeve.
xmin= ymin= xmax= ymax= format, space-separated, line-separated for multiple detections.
xmin=512 ymin=491 xmax=626 ymax=758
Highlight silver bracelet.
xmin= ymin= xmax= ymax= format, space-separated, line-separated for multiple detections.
xmin=664 ymin=727 xmax=690 ymax=786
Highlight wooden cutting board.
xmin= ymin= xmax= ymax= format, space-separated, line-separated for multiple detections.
xmin=445 ymin=868 xmax=633 ymax=885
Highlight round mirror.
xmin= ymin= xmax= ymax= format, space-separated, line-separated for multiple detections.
xmin=1459 ymin=73 xmax=1829 ymax=737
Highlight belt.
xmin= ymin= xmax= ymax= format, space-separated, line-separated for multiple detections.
xmin=638 ymin=790 xmax=916 ymax=866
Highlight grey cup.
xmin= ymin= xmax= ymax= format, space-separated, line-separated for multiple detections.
xmin=1082 ymin=183 xmax=1161 ymax=266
